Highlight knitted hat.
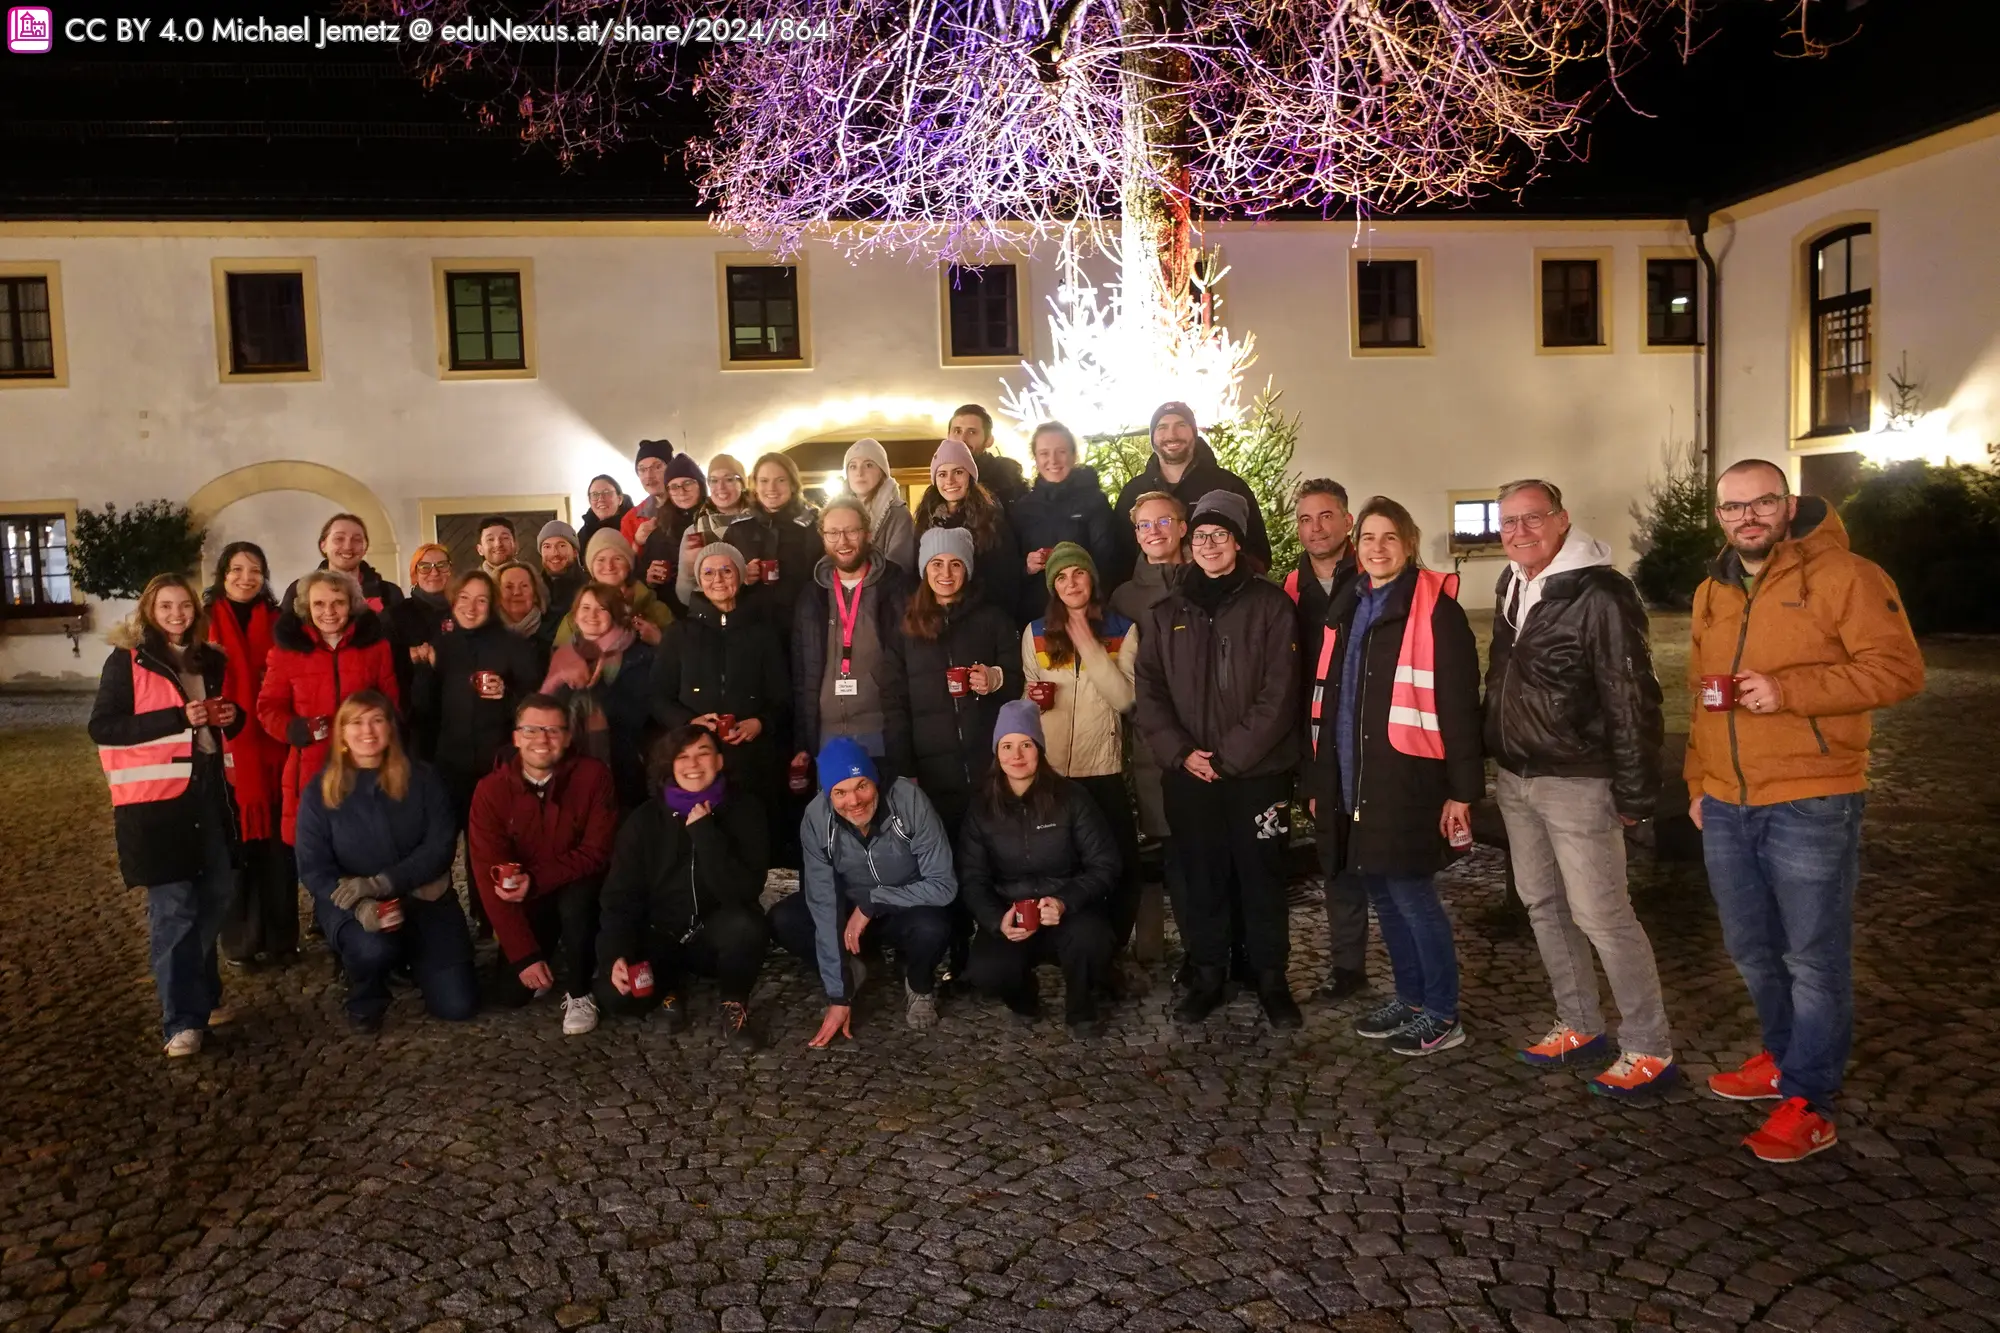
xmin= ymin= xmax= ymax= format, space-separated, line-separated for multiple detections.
xmin=585 ymin=528 xmax=636 ymax=573
xmin=537 ymin=520 xmax=579 ymax=555
xmin=817 ymin=736 xmax=878 ymax=791
xmin=844 ymin=437 xmax=893 ymax=484
xmin=695 ymin=541 xmax=748 ymax=585
xmin=1150 ymin=401 xmax=1197 ymax=445
xmin=1189 ymin=490 xmax=1250 ymax=545
xmin=930 ymin=438 xmax=980 ymax=488
xmin=1043 ymin=541 xmax=1097 ymax=592
xmin=664 ymin=452 xmax=708 ymax=502
xmin=635 ymin=438 xmax=675 ymax=466
xmin=408 ymin=543 xmax=451 ymax=585
xmin=993 ymin=699 xmax=1047 ymax=754
xmin=917 ymin=525 xmax=977 ymax=578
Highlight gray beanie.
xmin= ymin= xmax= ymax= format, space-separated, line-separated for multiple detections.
xmin=917 ymin=525 xmax=977 ymax=578
xmin=538 ymin=519 xmax=579 ymax=553
xmin=993 ymin=699 xmax=1046 ymax=753
xmin=694 ymin=541 xmax=749 ymax=585
xmin=1189 ymin=490 xmax=1250 ymax=544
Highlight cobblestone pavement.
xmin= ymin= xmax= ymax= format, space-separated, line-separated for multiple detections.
xmin=3 ymin=640 xmax=1998 ymax=1333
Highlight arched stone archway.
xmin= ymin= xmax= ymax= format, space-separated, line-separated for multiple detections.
xmin=187 ymin=461 xmax=399 ymax=573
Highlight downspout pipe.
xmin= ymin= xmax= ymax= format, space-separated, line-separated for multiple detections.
xmin=1688 ymin=205 xmax=1721 ymax=488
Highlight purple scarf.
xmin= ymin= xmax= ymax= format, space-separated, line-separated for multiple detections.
xmin=663 ymin=775 xmax=727 ymax=818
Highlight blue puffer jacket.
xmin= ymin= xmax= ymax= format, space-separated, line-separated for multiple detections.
xmin=295 ymin=762 xmax=457 ymax=911
xmin=798 ymin=777 xmax=958 ymax=1001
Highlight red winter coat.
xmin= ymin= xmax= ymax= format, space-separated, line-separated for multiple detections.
xmin=467 ymin=753 xmax=619 ymax=968
xmin=207 ymin=596 xmax=287 ymax=842
xmin=257 ymin=609 xmax=402 ymax=842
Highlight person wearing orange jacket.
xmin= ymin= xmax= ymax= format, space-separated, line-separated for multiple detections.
xmin=1688 ymin=458 xmax=1924 ymax=1164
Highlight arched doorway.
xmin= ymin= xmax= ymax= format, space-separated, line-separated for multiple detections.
xmin=784 ymin=437 xmax=939 ymax=509
xmin=188 ymin=462 xmax=399 ymax=590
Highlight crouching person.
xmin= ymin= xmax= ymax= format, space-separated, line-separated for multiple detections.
xmin=595 ymin=725 xmax=771 ymax=1049
xmin=959 ymin=701 xmax=1120 ymax=1038
xmin=295 ymin=691 xmax=478 ymax=1033
xmin=470 ymin=694 xmax=619 ymax=1037
xmin=771 ymin=739 xmax=957 ymax=1045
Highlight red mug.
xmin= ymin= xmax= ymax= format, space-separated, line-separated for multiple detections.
xmin=374 ymin=897 xmax=404 ymax=932
xmin=688 ymin=532 xmax=708 ymax=550
xmin=715 ymin=713 xmax=738 ymax=742
xmin=789 ymin=752 xmax=811 ymax=794
xmin=1011 ymin=899 xmax=1042 ymax=937
xmin=945 ymin=666 xmax=971 ymax=697
xmin=1448 ymin=820 xmax=1474 ymax=851
xmin=1027 ymin=680 xmax=1057 ymax=711
xmin=630 ymin=961 xmax=655 ymax=997
xmin=762 ymin=559 xmax=781 ymax=584
xmin=310 ymin=715 xmax=331 ymax=742
xmin=1699 ymin=674 xmax=1736 ymax=712
xmin=472 ymin=670 xmax=505 ymax=699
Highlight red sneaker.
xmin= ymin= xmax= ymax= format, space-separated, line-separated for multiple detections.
xmin=1518 ymin=1024 xmax=1607 ymax=1067
xmin=1589 ymin=1052 xmax=1678 ymax=1099
xmin=1743 ymin=1097 xmax=1837 ymax=1163
xmin=1707 ymin=1050 xmax=1781 ymax=1101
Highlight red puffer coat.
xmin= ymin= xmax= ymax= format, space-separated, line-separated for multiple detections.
xmin=207 ymin=595 xmax=288 ymax=842
xmin=257 ymin=608 xmax=402 ymax=842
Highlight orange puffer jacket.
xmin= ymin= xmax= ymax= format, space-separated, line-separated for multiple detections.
xmin=1684 ymin=497 xmax=1924 ymax=807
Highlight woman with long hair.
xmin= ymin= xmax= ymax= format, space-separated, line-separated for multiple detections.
xmin=1020 ymin=542 xmax=1143 ymax=955
xmin=257 ymin=568 xmax=401 ymax=846
xmin=1306 ymin=497 xmax=1482 ymax=1057
xmin=577 ymin=473 xmax=634 ymax=550
xmin=203 ymin=542 xmax=297 ymax=968
xmin=294 ymin=691 xmax=477 ymax=1033
xmin=551 ymin=530 xmax=671 ymax=647
xmin=912 ymin=439 xmax=1020 ymax=609
xmin=841 ymin=437 xmax=915 ymax=573
xmin=544 ymin=581 xmax=658 ymax=809
xmin=596 ymin=724 xmax=771 ymax=1048
xmin=721 ymin=452 xmax=822 ymax=623
xmin=494 ymin=558 xmax=555 ymax=665
xmin=672 ymin=453 xmax=758 ymax=606
xmin=958 ymin=701 xmax=1120 ymax=1038
xmin=90 ymin=573 xmax=246 ymax=1057
xmin=1008 ymin=422 xmax=1120 ymax=621
xmin=278 ymin=512 xmax=405 ymax=616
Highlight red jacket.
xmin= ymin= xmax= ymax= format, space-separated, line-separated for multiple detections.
xmin=256 ymin=610 xmax=402 ymax=843
xmin=468 ymin=753 xmax=619 ymax=967
xmin=208 ymin=596 xmax=287 ymax=841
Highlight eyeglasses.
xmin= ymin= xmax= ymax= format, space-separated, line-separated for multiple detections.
xmin=1190 ymin=529 xmax=1235 ymax=547
xmin=710 ymin=473 xmax=744 ymax=486
xmin=1716 ymin=494 xmax=1787 ymax=521
xmin=667 ymin=480 xmax=702 ymax=494
xmin=587 ymin=489 xmax=618 ymax=501
xmin=822 ymin=527 xmax=866 ymax=541
xmin=415 ymin=560 xmax=452 ymax=573
xmin=515 ymin=724 xmax=568 ymax=739
xmin=1132 ymin=517 xmax=1180 ymax=534
xmin=1498 ymin=510 xmax=1560 ymax=534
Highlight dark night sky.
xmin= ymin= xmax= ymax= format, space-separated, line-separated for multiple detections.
xmin=1 ymin=0 xmax=1994 ymax=220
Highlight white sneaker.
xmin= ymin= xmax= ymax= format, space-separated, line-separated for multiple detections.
xmin=163 ymin=1029 xmax=203 ymax=1058
xmin=561 ymin=993 xmax=599 ymax=1036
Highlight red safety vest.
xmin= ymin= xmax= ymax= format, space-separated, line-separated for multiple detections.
xmin=1311 ymin=569 xmax=1458 ymax=760
xmin=98 ymin=650 xmax=195 ymax=806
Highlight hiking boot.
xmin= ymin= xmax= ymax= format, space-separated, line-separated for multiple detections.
xmin=1589 ymin=1051 xmax=1678 ymax=1099
xmin=658 ymin=992 xmax=690 ymax=1034
xmin=1173 ymin=967 xmax=1227 ymax=1027
xmin=1355 ymin=998 xmax=1422 ymax=1040
xmin=1708 ymin=1050 xmax=1782 ymax=1101
xmin=347 ymin=1010 xmax=384 ymax=1036
xmin=1743 ymin=1097 xmax=1837 ymax=1163
xmin=163 ymin=1029 xmax=203 ymax=1058
xmin=1388 ymin=1013 xmax=1467 ymax=1056
xmin=1315 ymin=967 xmax=1366 ymax=1002
xmin=905 ymin=984 xmax=939 ymax=1030
xmin=1518 ymin=1024 xmax=1607 ymax=1067
xmin=1259 ymin=981 xmax=1304 ymax=1031
xmin=1066 ymin=996 xmax=1106 ymax=1041
xmin=561 ymin=993 xmax=599 ymax=1036
xmin=720 ymin=1001 xmax=762 ymax=1052
xmin=1004 ymin=982 xmax=1041 ymax=1025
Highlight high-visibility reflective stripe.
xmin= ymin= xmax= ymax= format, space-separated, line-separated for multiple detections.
xmin=100 ymin=652 xmax=195 ymax=806
xmin=98 ymin=729 xmax=195 ymax=757
xmin=106 ymin=762 xmax=195 ymax=786
xmin=1386 ymin=705 xmax=1441 ymax=733
xmin=1392 ymin=665 xmax=1434 ymax=688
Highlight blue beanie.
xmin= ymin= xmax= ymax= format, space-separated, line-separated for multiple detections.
xmin=993 ymin=698 xmax=1046 ymax=753
xmin=817 ymin=736 xmax=878 ymax=791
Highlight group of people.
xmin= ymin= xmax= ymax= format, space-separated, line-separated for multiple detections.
xmin=87 ymin=395 xmax=1924 ymax=1165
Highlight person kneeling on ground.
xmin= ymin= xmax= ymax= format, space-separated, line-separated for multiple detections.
xmin=295 ymin=691 xmax=478 ymax=1033
xmin=470 ymin=693 xmax=619 ymax=1037
xmin=959 ymin=700 xmax=1121 ymax=1038
xmin=595 ymin=724 xmax=772 ymax=1049
xmin=771 ymin=738 xmax=958 ymax=1045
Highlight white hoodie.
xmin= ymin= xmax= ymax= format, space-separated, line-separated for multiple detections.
xmin=1504 ymin=528 xmax=1615 ymax=629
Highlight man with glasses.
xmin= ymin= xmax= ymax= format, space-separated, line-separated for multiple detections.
xmin=1112 ymin=401 xmax=1270 ymax=584
xmin=1482 ymin=479 xmax=1674 ymax=1098
xmin=1690 ymin=458 xmax=1923 ymax=1161
xmin=469 ymin=693 xmax=620 ymax=1036
xmin=792 ymin=497 xmax=915 ymax=789
xmin=620 ymin=438 xmax=678 ymax=547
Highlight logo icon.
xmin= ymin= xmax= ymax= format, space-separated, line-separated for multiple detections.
xmin=7 ymin=6 xmax=54 ymax=52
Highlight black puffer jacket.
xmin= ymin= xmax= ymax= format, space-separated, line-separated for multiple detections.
xmin=1111 ymin=441 xmax=1270 ymax=582
xmin=1303 ymin=564 xmax=1483 ymax=878
xmin=651 ymin=594 xmax=791 ymax=796
xmin=1483 ymin=558 xmax=1663 ymax=818
xmin=1134 ymin=566 xmax=1300 ymax=781
xmin=913 ymin=496 xmax=1021 ymax=612
xmin=1008 ymin=466 xmax=1121 ymax=621
xmin=723 ymin=503 xmax=823 ymax=625
xmin=956 ymin=773 xmax=1119 ymax=932
xmin=900 ymin=592 xmax=1022 ymax=828
xmin=417 ymin=616 xmax=544 ymax=780
xmin=978 ymin=452 xmax=1030 ymax=512
xmin=596 ymin=789 xmax=769 ymax=964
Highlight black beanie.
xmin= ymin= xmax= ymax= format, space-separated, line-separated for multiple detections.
xmin=1149 ymin=401 xmax=1198 ymax=446
xmin=635 ymin=438 xmax=675 ymax=466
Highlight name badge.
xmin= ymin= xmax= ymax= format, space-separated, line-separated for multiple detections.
xmin=835 ymin=678 xmax=860 ymax=697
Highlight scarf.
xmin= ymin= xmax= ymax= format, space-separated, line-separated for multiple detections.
xmin=505 ymin=603 xmax=543 ymax=641
xmin=542 ymin=622 xmax=637 ymax=693
xmin=206 ymin=595 xmax=284 ymax=840
xmin=662 ymin=774 xmax=727 ymax=817
xmin=1184 ymin=563 xmax=1249 ymax=614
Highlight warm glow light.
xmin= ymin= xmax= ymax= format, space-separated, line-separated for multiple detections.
xmin=716 ymin=394 xmax=990 ymax=462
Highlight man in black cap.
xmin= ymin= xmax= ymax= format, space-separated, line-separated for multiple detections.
xmin=1134 ymin=489 xmax=1301 ymax=1031
xmin=621 ymin=438 xmax=678 ymax=548
xmin=1111 ymin=402 xmax=1269 ymax=584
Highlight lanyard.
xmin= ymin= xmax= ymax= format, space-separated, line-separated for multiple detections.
xmin=832 ymin=570 xmax=865 ymax=676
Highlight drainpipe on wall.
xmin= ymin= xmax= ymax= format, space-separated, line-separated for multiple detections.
xmin=1688 ymin=205 xmax=1721 ymax=488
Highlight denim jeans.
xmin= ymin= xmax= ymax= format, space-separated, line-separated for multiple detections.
xmin=1701 ymin=793 xmax=1863 ymax=1112
xmin=316 ymin=890 xmax=479 ymax=1025
xmin=1362 ymin=874 xmax=1460 ymax=1021
xmin=145 ymin=802 xmax=234 ymax=1042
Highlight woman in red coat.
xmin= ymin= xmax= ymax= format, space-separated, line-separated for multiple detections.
xmin=205 ymin=541 xmax=298 ymax=967
xmin=258 ymin=568 xmax=401 ymax=845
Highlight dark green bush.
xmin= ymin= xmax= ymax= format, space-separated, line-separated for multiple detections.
xmin=1842 ymin=460 xmax=2000 ymax=634
xmin=71 ymin=500 xmax=209 ymax=601
xmin=1629 ymin=439 xmax=1721 ymax=610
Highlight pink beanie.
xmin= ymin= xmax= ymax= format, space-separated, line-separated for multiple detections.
xmin=930 ymin=438 xmax=980 ymax=488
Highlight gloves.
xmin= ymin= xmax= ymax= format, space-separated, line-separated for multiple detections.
xmin=331 ymin=874 xmax=393 ymax=911
xmin=354 ymin=899 xmax=384 ymax=933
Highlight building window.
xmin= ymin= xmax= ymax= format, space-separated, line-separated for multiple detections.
xmin=1450 ymin=496 xmax=1504 ymax=556
xmin=444 ymin=272 xmax=526 ymax=371
xmin=1809 ymin=224 xmax=1874 ymax=434
xmin=0 ymin=276 xmax=56 ymax=379
xmin=725 ymin=265 xmax=802 ymax=362
xmin=1356 ymin=260 xmax=1421 ymax=349
xmin=1646 ymin=258 xmax=1700 ymax=346
xmin=225 ymin=271 xmax=310 ymax=374
xmin=945 ymin=264 xmax=1021 ymax=360
xmin=1 ymin=514 xmax=77 ymax=614
xmin=1541 ymin=259 xmax=1602 ymax=347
